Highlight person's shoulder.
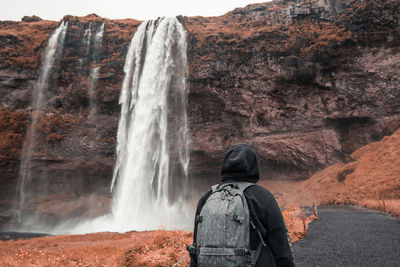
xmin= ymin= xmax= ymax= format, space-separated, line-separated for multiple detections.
xmin=245 ymin=183 xmax=274 ymax=199
xmin=199 ymin=188 xmax=212 ymax=202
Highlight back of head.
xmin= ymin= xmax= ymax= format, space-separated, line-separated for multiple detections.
xmin=221 ymin=143 xmax=259 ymax=183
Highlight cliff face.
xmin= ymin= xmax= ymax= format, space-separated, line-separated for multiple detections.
xmin=0 ymin=0 xmax=399 ymax=223
xmin=0 ymin=15 xmax=141 ymax=222
xmin=184 ymin=0 xmax=400 ymax=180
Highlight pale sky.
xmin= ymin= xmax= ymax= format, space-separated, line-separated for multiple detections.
xmin=0 ymin=0 xmax=270 ymax=21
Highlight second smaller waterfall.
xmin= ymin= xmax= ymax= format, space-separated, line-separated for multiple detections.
xmin=17 ymin=21 xmax=68 ymax=225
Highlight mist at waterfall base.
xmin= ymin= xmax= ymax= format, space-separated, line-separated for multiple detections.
xmin=15 ymin=17 xmax=194 ymax=235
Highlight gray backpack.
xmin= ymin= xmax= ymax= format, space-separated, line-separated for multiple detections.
xmin=189 ymin=182 xmax=266 ymax=267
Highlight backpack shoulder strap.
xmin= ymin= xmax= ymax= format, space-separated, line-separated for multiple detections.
xmin=213 ymin=181 xmax=256 ymax=193
xmin=211 ymin=184 xmax=219 ymax=192
xmin=236 ymin=182 xmax=256 ymax=193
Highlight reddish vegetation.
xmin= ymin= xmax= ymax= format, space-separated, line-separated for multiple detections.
xmin=0 ymin=211 xmax=311 ymax=267
xmin=0 ymin=108 xmax=28 ymax=159
xmin=0 ymin=108 xmax=27 ymax=133
xmin=282 ymin=206 xmax=316 ymax=242
xmin=35 ymin=113 xmax=81 ymax=144
xmin=0 ymin=20 xmax=58 ymax=70
xmin=261 ymin=128 xmax=400 ymax=217
xmin=35 ymin=113 xmax=79 ymax=135
xmin=0 ymin=14 xmax=140 ymax=71
xmin=46 ymin=132 xmax=64 ymax=143
xmin=184 ymin=14 xmax=353 ymax=59
xmin=0 ymin=132 xmax=23 ymax=159
xmin=0 ymin=231 xmax=191 ymax=267
xmin=121 ymin=231 xmax=192 ymax=266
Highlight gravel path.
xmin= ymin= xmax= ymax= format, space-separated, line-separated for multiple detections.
xmin=292 ymin=205 xmax=400 ymax=267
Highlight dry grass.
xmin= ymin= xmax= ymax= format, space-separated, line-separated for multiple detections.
xmin=261 ymin=128 xmax=400 ymax=217
xmin=0 ymin=108 xmax=28 ymax=159
xmin=0 ymin=209 xmax=311 ymax=267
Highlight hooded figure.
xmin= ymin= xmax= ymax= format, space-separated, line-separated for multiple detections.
xmin=190 ymin=144 xmax=295 ymax=267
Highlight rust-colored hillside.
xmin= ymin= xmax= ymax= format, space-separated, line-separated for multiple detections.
xmin=261 ymin=127 xmax=400 ymax=216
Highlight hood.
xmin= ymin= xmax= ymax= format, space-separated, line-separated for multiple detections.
xmin=221 ymin=143 xmax=260 ymax=183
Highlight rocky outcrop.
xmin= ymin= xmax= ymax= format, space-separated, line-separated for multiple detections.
xmin=0 ymin=0 xmax=399 ymax=223
xmin=21 ymin=16 xmax=43 ymax=23
xmin=184 ymin=0 xmax=400 ymax=181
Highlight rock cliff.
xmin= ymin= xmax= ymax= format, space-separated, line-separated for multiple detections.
xmin=184 ymin=0 xmax=400 ymax=181
xmin=0 ymin=0 xmax=399 ymax=224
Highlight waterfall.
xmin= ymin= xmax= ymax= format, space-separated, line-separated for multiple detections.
xmin=93 ymin=22 xmax=104 ymax=51
xmin=83 ymin=22 xmax=92 ymax=57
xmin=16 ymin=21 xmax=68 ymax=223
xmin=87 ymin=66 xmax=100 ymax=120
xmin=110 ymin=17 xmax=190 ymax=231
xmin=66 ymin=17 xmax=191 ymax=233
xmin=87 ymin=23 xmax=104 ymax=120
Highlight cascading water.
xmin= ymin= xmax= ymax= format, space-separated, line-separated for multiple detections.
xmin=87 ymin=23 xmax=104 ymax=120
xmin=66 ymin=17 xmax=191 ymax=233
xmin=87 ymin=66 xmax=100 ymax=120
xmin=83 ymin=22 xmax=92 ymax=57
xmin=78 ymin=22 xmax=92 ymax=68
xmin=110 ymin=16 xmax=190 ymax=230
xmin=16 ymin=21 xmax=68 ymax=224
xmin=93 ymin=22 xmax=104 ymax=52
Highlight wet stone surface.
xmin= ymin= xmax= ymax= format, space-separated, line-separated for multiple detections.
xmin=0 ymin=231 xmax=50 ymax=241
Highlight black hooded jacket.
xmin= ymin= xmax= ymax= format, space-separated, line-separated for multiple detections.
xmin=190 ymin=144 xmax=295 ymax=267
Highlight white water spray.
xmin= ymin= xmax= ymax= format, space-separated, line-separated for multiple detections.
xmin=87 ymin=66 xmax=100 ymax=120
xmin=87 ymin=23 xmax=104 ymax=120
xmin=94 ymin=22 xmax=104 ymax=50
xmin=82 ymin=22 xmax=92 ymax=57
xmin=66 ymin=17 xmax=191 ymax=234
xmin=16 ymin=21 xmax=68 ymax=222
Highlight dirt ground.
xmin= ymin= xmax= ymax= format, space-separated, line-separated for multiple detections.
xmin=0 ymin=208 xmax=312 ymax=267
xmin=0 ymin=230 xmax=192 ymax=267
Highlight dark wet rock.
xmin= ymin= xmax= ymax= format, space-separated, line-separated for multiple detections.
xmin=21 ymin=16 xmax=42 ymax=23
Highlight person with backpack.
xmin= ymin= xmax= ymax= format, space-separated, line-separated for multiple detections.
xmin=188 ymin=144 xmax=295 ymax=267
